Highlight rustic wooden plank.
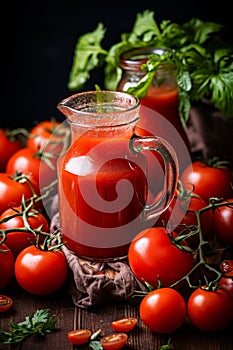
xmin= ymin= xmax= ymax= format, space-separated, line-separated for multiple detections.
xmin=72 ymin=301 xmax=233 ymax=350
xmin=1 ymin=280 xmax=233 ymax=350
xmin=0 ymin=280 xmax=75 ymax=350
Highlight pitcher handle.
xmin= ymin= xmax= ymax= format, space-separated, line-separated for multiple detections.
xmin=130 ymin=134 xmax=179 ymax=221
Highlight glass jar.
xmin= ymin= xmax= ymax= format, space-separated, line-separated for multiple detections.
xmin=118 ymin=47 xmax=191 ymax=194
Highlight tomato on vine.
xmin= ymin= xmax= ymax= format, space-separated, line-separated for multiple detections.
xmin=0 ymin=128 xmax=23 ymax=172
xmin=220 ymin=259 xmax=233 ymax=273
xmin=218 ymin=273 xmax=233 ymax=298
xmin=139 ymin=288 xmax=187 ymax=333
xmin=155 ymin=182 xmax=212 ymax=247
xmin=14 ymin=235 xmax=68 ymax=295
xmin=187 ymin=285 xmax=233 ymax=331
xmin=212 ymin=198 xmax=233 ymax=247
xmin=27 ymin=120 xmax=70 ymax=155
xmin=128 ymin=227 xmax=194 ymax=288
xmin=6 ymin=146 xmax=58 ymax=189
xmin=0 ymin=172 xmax=40 ymax=214
xmin=181 ymin=159 xmax=233 ymax=202
xmin=0 ymin=205 xmax=50 ymax=258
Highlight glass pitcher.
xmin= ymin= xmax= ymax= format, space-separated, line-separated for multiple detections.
xmin=57 ymin=90 xmax=178 ymax=261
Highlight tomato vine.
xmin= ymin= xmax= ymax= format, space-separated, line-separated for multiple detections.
xmin=169 ymin=198 xmax=233 ymax=289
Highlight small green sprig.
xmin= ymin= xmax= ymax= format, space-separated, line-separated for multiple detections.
xmin=0 ymin=309 xmax=57 ymax=348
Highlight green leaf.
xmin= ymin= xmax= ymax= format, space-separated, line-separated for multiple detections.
xmin=89 ymin=340 xmax=104 ymax=350
xmin=126 ymin=71 xmax=155 ymax=99
xmin=210 ymin=73 xmax=233 ymax=116
xmin=182 ymin=18 xmax=223 ymax=45
xmin=104 ymin=39 xmax=136 ymax=90
xmin=0 ymin=309 xmax=57 ymax=346
xmin=68 ymin=23 xmax=108 ymax=91
xmin=178 ymin=89 xmax=191 ymax=125
xmin=129 ymin=10 xmax=160 ymax=43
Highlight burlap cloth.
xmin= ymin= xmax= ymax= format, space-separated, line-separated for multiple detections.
xmin=50 ymin=211 xmax=147 ymax=309
xmin=49 ymin=100 xmax=232 ymax=309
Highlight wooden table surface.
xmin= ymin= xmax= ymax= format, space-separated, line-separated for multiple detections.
xmin=1 ymin=277 xmax=233 ymax=350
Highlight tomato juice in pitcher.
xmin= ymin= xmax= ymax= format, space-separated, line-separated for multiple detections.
xmin=57 ymin=91 xmax=178 ymax=261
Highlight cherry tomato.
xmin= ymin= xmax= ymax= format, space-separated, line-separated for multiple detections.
xmin=187 ymin=286 xmax=233 ymax=331
xmin=212 ymin=199 xmax=233 ymax=247
xmin=181 ymin=160 xmax=233 ymax=202
xmin=139 ymin=288 xmax=187 ymax=333
xmin=220 ymin=259 xmax=233 ymax=273
xmin=0 ymin=129 xmax=23 ymax=172
xmin=219 ymin=273 xmax=233 ymax=298
xmin=111 ymin=317 xmax=138 ymax=332
xmin=0 ymin=172 xmax=40 ymax=214
xmin=156 ymin=187 xmax=212 ymax=247
xmin=128 ymin=227 xmax=194 ymax=288
xmin=0 ymin=295 xmax=13 ymax=312
xmin=0 ymin=206 xmax=50 ymax=258
xmin=6 ymin=146 xmax=58 ymax=189
xmin=0 ymin=243 xmax=14 ymax=289
xmin=27 ymin=120 xmax=69 ymax=155
xmin=14 ymin=245 xmax=68 ymax=295
xmin=67 ymin=329 xmax=92 ymax=345
xmin=100 ymin=333 xmax=128 ymax=350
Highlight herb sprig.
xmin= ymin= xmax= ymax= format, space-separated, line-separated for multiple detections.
xmin=0 ymin=309 xmax=57 ymax=348
xmin=67 ymin=10 xmax=233 ymax=124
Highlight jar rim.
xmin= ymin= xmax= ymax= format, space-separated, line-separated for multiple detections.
xmin=120 ymin=47 xmax=173 ymax=71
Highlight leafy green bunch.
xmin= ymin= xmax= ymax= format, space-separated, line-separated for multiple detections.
xmin=68 ymin=10 xmax=233 ymax=124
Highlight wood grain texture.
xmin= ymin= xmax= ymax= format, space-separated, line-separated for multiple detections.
xmin=1 ymin=279 xmax=233 ymax=350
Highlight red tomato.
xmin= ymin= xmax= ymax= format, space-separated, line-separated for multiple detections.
xmin=187 ymin=286 xmax=233 ymax=331
xmin=0 ymin=129 xmax=23 ymax=172
xmin=220 ymin=259 xmax=233 ymax=273
xmin=0 ymin=243 xmax=14 ymax=289
xmin=0 ymin=206 xmax=50 ymax=258
xmin=100 ymin=333 xmax=128 ymax=350
xmin=212 ymin=199 xmax=233 ymax=247
xmin=128 ymin=227 xmax=194 ymax=288
xmin=181 ymin=160 xmax=233 ymax=202
xmin=14 ymin=245 xmax=68 ymax=295
xmin=139 ymin=288 xmax=187 ymax=333
xmin=6 ymin=146 xmax=58 ymax=189
xmin=67 ymin=329 xmax=92 ymax=345
xmin=219 ymin=273 xmax=233 ymax=298
xmin=0 ymin=172 xmax=40 ymax=214
xmin=156 ymin=188 xmax=212 ymax=247
xmin=27 ymin=120 xmax=69 ymax=155
xmin=0 ymin=295 xmax=13 ymax=312
xmin=111 ymin=317 xmax=138 ymax=332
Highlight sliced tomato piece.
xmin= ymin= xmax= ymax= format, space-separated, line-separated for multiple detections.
xmin=111 ymin=317 xmax=138 ymax=332
xmin=67 ymin=329 xmax=92 ymax=345
xmin=100 ymin=333 xmax=128 ymax=350
xmin=0 ymin=295 xmax=13 ymax=312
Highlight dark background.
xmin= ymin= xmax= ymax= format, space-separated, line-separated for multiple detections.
xmin=3 ymin=0 xmax=233 ymax=128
